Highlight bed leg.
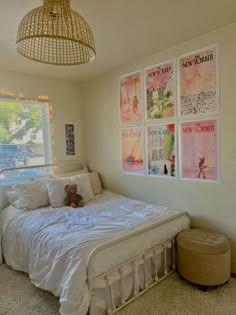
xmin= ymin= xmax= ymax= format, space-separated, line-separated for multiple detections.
xmin=172 ymin=239 xmax=176 ymax=270
xmin=89 ymin=288 xmax=96 ymax=315
xmin=153 ymin=247 xmax=163 ymax=282
xmin=132 ymin=262 xmax=139 ymax=296
xmin=154 ymin=254 xmax=158 ymax=282
xmin=164 ymin=245 xmax=168 ymax=275
xmin=120 ymin=268 xmax=126 ymax=305
xmin=110 ymin=283 xmax=115 ymax=312
xmin=144 ymin=255 xmax=148 ymax=289
xmin=105 ymin=276 xmax=112 ymax=315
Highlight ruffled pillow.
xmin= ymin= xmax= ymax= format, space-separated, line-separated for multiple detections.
xmin=7 ymin=191 xmax=18 ymax=204
xmin=13 ymin=181 xmax=49 ymax=211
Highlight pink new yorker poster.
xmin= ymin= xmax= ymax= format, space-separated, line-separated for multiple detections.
xmin=120 ymin=127 xmax=145 ymax=174
xmin=180 ymin=119 xmax=218 ymax=181
xmin=147 ymin=124 xmax=176 ymax=177
xmin=145 ymin=60 xmax=175 ymax=120
xmin=119 ymin=71 xmax=143 ymax=124
xmin=179 ymin=45 xmax=218 ymax=116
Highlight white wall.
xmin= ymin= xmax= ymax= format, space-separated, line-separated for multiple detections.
xmin=0 ymin=71 xmax=85 ymax=163
xmin=81 ymin=23 xmax=236 ymax=273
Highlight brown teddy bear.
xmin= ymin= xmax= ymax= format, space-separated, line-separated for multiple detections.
xmin=64 ymin=184 xmax=84 ymax=208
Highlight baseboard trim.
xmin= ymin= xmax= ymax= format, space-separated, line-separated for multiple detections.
xmin=231 ymin=273 xmax=236 ymax=279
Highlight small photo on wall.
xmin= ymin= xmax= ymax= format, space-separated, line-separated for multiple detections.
xmin=119 ymin=71 xmax=143 ymax=124
xmin=147 ymin=124 xmax=176 ymax=177
xmin=65 ymin=124 xmax=75 ymax=156
xmin=120 ymin=126 xmax=145 ymax=175
xmin=178 ymin=45 xmax=219 ymax=116
xmin=179 ymin=119 xmax=218 ymax=181
xmin=145 ymin=60 xmax=176 ymax=120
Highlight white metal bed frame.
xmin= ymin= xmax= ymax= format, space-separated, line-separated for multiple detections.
xmin=88 ymin=232 xmax=177 ymax=315
xmin=0 ymin=162 xmax=190 ymax=315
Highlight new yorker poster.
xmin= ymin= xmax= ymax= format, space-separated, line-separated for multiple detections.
xmin=147 ymin=124 xmax=176 ymax=177
xmin=120 ymin=127 xmax=145 ymax=174
xmin=179 ymin=45 xmax=218 ymax=116
xmin=180 ymin=119 xmax=218 ymax=181
xmin=119 ymin=71 xmax=143 ymax=124
xmin=145 ymin=60 xmax=175 ymax=120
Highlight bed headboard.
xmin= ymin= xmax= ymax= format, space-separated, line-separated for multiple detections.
xmin=53 ymin=161 xmax=88 ymax=175
xmin=0 ymin=161 xmax=88 ymax=213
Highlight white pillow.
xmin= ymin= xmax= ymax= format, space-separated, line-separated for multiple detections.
xmin=72 ymin=173 xmax=94 ymax=202
xmin=88 ymin=172 xmax=103 ymax=194
xmin=13 ymin=181 xmax=49 ymax=211
xmin=47 ymin=177 xmax=72 ymax=208
xmin=47 ymin=174 xmax=94 ymax=208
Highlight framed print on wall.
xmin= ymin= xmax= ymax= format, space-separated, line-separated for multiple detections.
xmin=179 ymin=119 xmax=219 ymax=182
xmin=119 ymin=71 xmax=143 ymax=124
xmin=145 ymin=60 xmax=176 ymax=121
xmin=120 ymin=126 xmax=145 ymax=175
xmin=178 ymin=44 xmax=219 ymax=117
xmin=146 ymin=123 xmax=176 ymax=178
xmin=65 ymin=124 xmax=75 ymax=156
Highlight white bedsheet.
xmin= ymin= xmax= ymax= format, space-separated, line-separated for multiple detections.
xmin=0 ymin=191 xmax=189 ymax=315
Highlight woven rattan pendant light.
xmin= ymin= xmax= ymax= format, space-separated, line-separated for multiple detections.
xmin=16 ymin=0 xmax=96 ymax=66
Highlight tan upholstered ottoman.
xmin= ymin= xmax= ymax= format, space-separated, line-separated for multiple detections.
xmin=177 ymin=229 xmax=231 ymax=286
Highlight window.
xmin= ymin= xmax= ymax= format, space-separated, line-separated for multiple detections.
xmin=16 ymin=134 xmax=23 ymax=140
xmin=0 ymin=99 xmax=52 ymax=181
xmin=16 ymin=118 xmax=22 ymax=125
xmin=30 ymin=134 xmax=37 ymax=140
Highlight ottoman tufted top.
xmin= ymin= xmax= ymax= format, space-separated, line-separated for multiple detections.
xmin=177 ymin=229 xmax=230 ymax=255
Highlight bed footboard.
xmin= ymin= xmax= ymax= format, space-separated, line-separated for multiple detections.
xmin=87 ymin=228 xmax=178 ymax=315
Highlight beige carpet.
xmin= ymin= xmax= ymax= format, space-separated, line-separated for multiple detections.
xmin=0 ymin=264 xmax=236 ymax=315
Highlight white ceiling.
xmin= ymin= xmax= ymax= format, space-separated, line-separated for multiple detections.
xmin=0 ymin=0 xmax=236 ymax=82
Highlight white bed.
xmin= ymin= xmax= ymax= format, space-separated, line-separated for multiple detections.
xmin=0 ymin=164 xmax=190 ymax=315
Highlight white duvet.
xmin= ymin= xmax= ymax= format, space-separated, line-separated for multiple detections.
xmin=0 ymin=191 xmax=189 ymax=315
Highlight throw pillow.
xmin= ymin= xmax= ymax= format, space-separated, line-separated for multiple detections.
xmin=88 ymin=172 xmax=103 ymax=194
xmin=13 ymin=181 xmax=49 ymax=211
